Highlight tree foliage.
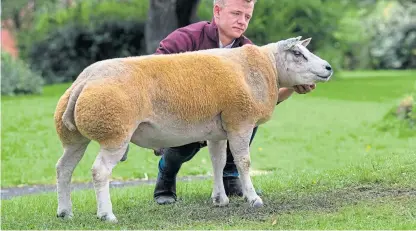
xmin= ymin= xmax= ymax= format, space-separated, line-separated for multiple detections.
xmin=8 ymin=0 xmax=415 ymax=86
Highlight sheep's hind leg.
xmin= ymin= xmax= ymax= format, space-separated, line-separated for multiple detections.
xmin=207 ymin=140 xmax=229 ymax=206
xmin=56 ymin=140 xmax=90 ymax=219
xmin=228 ymin=128 xmax=263 ymax=208
xmin=92 ymin=142 xmax=129 ymax=223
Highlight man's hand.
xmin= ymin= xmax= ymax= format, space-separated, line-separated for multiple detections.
xmin=293 ymin=84 xmax=316 ymax=94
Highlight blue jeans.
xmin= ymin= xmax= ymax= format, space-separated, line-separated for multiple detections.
xmin=157 ymin=127 xmax=259 ymax=180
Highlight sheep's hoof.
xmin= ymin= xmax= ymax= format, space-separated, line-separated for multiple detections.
xmin=249 ymin=196 xmax=263 ymax=208
xmin=212 ymin=194 xmax=229 ymax=207
xmin=98 ymin=212 xmax=118 ymax=223
xmin=57 ymin=209 xmax=73 ymax=219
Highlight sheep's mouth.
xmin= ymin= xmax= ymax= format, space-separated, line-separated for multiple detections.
xmin=316 ymin=74 xmax=329 ymax=79
xmin=316 ymin=73 xmax=331 ymax=79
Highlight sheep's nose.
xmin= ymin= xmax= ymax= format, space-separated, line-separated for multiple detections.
xmin=325 ymin=64 xmax=332 ymax=71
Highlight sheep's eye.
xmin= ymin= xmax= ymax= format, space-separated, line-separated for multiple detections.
xmin=293 ymin=50 xmax=302 ymax=56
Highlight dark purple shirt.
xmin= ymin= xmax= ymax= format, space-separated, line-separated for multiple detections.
xmin=155 ymin=20 xmax=253 ymax=54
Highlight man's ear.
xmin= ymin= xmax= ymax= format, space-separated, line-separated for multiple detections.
xmin=300 ymin=38 xmax=312 ymax=47
xmin=213 ymin=4 xmax=221 ymax=18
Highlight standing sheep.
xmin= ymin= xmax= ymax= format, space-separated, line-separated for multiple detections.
xmin=54 ymin=36 xmax=332 ymax=222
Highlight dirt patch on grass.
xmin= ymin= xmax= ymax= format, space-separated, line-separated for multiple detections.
xmin=170 ymin=183 xmax=416 ymax=222
xmin=270 ymin=184 xmax=416 ymax=213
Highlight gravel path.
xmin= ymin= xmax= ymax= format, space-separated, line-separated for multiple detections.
xmin=1 ymin=176 xmax=210 ymax=200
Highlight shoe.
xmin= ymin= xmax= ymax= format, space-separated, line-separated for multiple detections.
xmin=223 ymin=176 xmax=243 ymax=197
xmin=223 ymin=176 xmax=263 ymax=197
xmin=153 ymin=174 xmax=177 ymax=205
xmin=154 ymin=195 xmax=176 ymax=204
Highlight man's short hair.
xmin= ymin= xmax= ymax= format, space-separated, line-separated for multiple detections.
xmin=213 ymin=0 xmax=257 ymax=6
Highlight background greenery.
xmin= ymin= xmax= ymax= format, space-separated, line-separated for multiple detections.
xmin=1 ymin=52 xmax=44 ymax=96
xmin=2 ymin=0 xmax=414 ymax=88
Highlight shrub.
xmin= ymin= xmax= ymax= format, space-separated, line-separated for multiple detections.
xmin=17 ymin=0 xmax=149 ymax=84
xmin=27 ymin=19 xmax=146 ymax=84
xmin=377 ymin=91 xmax=416 ymax=138
xmin=1 ymin=52 xmax=44 ymax=96
xmin=365 ymin=1 xmax=416 ymax=69
xmin=18 ymin=0 xmax=149 ymax=60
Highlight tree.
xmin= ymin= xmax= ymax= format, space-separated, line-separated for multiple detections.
xmin=1 ymin=0 xmax=62 ymax=31
xmin=145 ymin=0 xmax=200 ymax=54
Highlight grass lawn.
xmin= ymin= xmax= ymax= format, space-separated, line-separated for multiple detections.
xmin=1 ymin=70 xmax=416 ymax=229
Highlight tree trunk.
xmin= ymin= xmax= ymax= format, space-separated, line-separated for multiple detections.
xmin=145 ymin=0 xmax=201 ymax=54
xmin=145 ymin=0 xmax=178 ymax=54
xmin=176 ymin=0 xmax=201 ymax=28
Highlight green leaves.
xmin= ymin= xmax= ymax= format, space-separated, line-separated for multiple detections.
xmin=1 ymin=52 xmax=44 ymax=96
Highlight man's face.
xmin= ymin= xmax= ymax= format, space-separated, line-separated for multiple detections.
xmin=214 ymin=0 xmax=254 ymax=39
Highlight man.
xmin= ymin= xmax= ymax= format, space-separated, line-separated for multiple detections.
xmin=142 ymin=0 xmax=315 ymax=204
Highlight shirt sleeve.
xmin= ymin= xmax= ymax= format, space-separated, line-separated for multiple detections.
xmin=154 ymin=29 xmax=195 ymax=55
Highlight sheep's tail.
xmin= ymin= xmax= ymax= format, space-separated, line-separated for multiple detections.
xmin=62 ymin=80 xmax=87 ymax=131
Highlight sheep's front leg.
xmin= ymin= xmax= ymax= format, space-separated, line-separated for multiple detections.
xmin=207 ymin=140 xmax=229 ymax=206
xmin=92 ymin=143 xmax=128 ymax=223
xmin=228 ymin=128 xmax=263 ymax=208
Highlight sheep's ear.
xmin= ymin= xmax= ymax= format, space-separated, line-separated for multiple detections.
xmin=300 ymin=38 xmax=311 ymax=47
xmin=283 ymin=36 xmax=302 ymax=50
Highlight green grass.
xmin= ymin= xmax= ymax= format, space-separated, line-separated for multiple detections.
xmin=1 ymin=70 xmax=416 ymax=229
xmin=307 ymin=72 xmax=416 ymax=102
xmin=2 ymin=169 xmax=416 ymax=229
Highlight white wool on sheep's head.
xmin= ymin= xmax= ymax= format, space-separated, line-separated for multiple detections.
xmin=272 ymin=36 xmax=333 ymax=88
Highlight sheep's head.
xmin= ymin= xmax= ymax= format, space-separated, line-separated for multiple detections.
xmin=272 ymin=36 xmax=333 ymax=87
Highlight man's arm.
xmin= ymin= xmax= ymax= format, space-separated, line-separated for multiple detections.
xmin=277 ymin=84 xmax=316 ymax=104
xmin=154 ymin=29 xmax=195 ymax=55
xmin=276 ymin=88 xmax=295 ymax=104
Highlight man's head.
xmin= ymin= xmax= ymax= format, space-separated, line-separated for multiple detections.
xmin=213 ymin=0 xmax=255 ymax=41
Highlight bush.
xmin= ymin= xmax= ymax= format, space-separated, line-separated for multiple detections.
xmin=18 ymin=0 xmax=149 ymax=84
xmin=365 ymin=1 xmax=416 ymax=69
xmin=27 ymin=19 xmax=146 ymax=84
xmin=377 ymin=91 xmax=416 ymax=138
xmin=332 ymin=0 xmax=416 ymax=70
xmin=1 ymin=52 xmax=44 ymax=96
xmin=18 ymin=0 xmax=149 ymax=60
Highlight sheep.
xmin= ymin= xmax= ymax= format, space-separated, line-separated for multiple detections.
xmin=54 ymin=36 xmax=332 ymax=222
